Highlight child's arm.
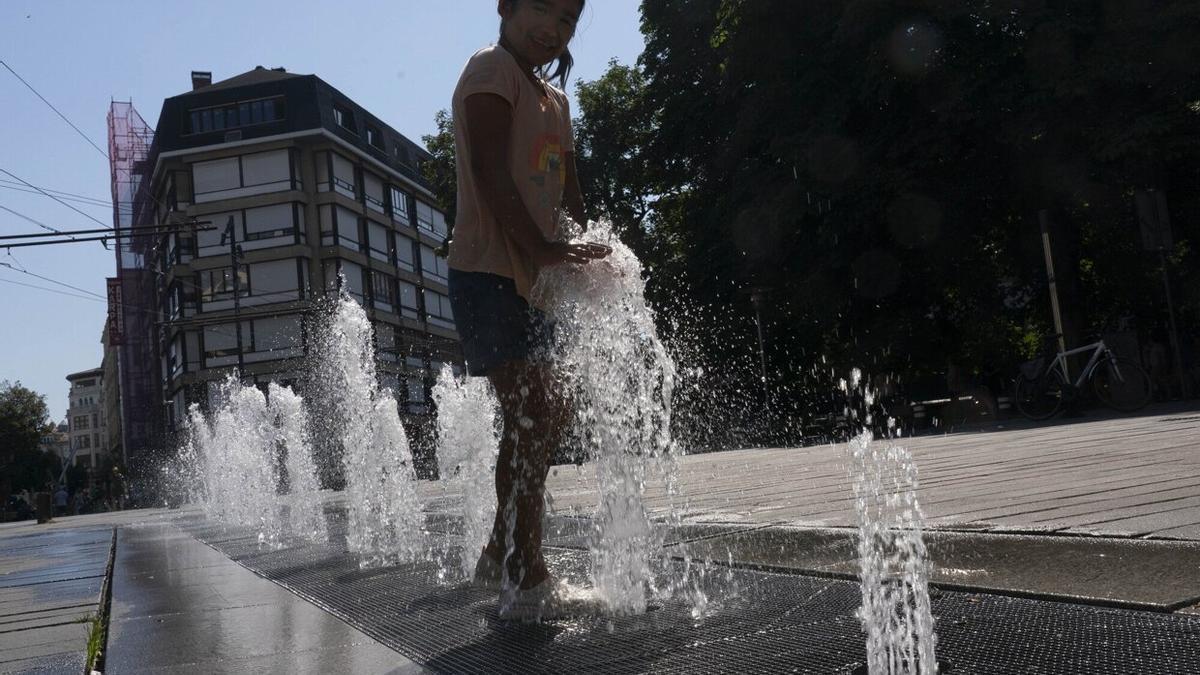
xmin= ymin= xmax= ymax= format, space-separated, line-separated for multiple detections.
xmin=464 ymin=93 xmax=607 ymax=266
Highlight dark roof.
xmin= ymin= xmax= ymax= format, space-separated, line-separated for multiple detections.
xmin=154 ymin=67 xmax=433 ymax=190
xmin=183 ymin=66 xmax=304 ymax=96
xmin=66 ymin=367 xmax=103 ymax=381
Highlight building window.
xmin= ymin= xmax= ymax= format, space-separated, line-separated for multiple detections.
xmin=424 ymin=289 xmax=455 ymax=329
xmin=420 ymin=245 xmax=449 ymax=284
xmin=316 ymin=152 xmax=357 ymax=198
xmin=415 ymin=201 xmax=435 ymax=233
xmin=333 ymin=104 xmax=356 ymax=132
xmin=186 ymin=96 xmax=285 ymax=135
xmin=73 ymin=415 xmax=88 ymax=430
xmin=191 ymin=149 xmax=298 ymax=203
xmin=395 ymin=235 xmax=415 ymax=273
xmin=363 ymin=172 xmax=386 ymax=213
xmin=398 ymin=281 xmax=419 ymax=319
xmin=320 ymin=205 xmax=362 ymax=250
xmin=199 ymin=265 xmax=250 ymax=301
xmin=371 ymin=271 xmax=396 ymax=313
xmin=390 ymin=187 xmax=410 ymax=226
xmin=366 ymin=125 xmax=384 ymax=150
xmin=367 ymin=221 xmax=391 ymax=263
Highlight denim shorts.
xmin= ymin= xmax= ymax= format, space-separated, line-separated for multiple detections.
xmin=447 ymin=268 xmax=554 ymax=377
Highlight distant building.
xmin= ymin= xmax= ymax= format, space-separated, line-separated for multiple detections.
xmin=65 ymin=368 xmax=106 ymax=472
xmin=38 ymin=421 xmax=70 ymax=466
xmin=108 ymin=67 xmax=462 ymax=476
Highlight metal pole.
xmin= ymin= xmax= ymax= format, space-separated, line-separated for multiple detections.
xmin=223 ymin=215 xmax=245 ymax=379
xmin=1039 ymin=210 xmax=1069 ymax=377
xmin=1159 ymin=247 xmax=1189 ymax=398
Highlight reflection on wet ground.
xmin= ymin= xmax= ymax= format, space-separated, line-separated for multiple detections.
xmin=176 ymin=506 xmax=1200 ymax=674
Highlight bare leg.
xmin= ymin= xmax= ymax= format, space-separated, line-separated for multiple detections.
xmin=482 ymin=360 xmax=571 ymax=589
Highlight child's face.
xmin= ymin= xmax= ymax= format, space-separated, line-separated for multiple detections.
xmin=499 ymin=0 xmax=581 ymax=69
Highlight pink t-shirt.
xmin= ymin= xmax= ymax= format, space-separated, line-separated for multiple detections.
xmin=446 ymin=45 xmax=574 ymax=303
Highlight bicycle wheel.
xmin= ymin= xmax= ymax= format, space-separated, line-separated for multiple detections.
xmin=1014 ymin=368 xmax=1067 ymax=420
xmin=1092 ymin=356 xmax=1153 ymax=412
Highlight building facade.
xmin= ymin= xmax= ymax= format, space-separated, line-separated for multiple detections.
xmin=101 ymin=317 xmax=124 ymax=465
xmin=37 ymin=422 xmax=71 ymax=467
xmin=65 ymin=368 xmax=106 ymax=471
xmin=109 ymin=67 xmax=461 ymax=475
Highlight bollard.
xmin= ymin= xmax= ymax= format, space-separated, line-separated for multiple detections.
xmin=35 ymin=492 xmax=52 ymax=524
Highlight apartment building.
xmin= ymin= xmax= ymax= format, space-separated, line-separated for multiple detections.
xmin=65 ymin=368 xmax=106 ymax=470
xmin=110 ymin=67 xmax=461 ymax=469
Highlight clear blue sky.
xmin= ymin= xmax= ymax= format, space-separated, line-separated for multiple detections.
xmin=0 ymin=0 xmax=645 ymax=420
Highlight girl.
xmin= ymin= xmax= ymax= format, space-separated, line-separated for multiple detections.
xmin=446 ymin=0 xmax=609 ymax=620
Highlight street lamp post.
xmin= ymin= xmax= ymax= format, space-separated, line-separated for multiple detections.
xmin=220 ymin=215 xmax=246 ymax=380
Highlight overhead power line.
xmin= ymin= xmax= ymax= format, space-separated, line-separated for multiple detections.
xmin=0 ymin=168 xmax=112 ymax=231
xmin=0 ymin=179 xmax=121 ymax=210
xmin=0 ymin=261 xmax=106 ymax=299
xmin=0 ymin=202 xmax=74 ymax=236
xmin=0 ymin=222 xmax=213 ymax=241
xmin=0 ymin=58 xmax=110 ymax=160
xmin=0 ymin=276 xmax=104 ymax=302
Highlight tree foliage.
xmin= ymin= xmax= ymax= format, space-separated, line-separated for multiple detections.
xmin=0 ymin=381 xmax=58 ymax=493
xmin=422 ymin=2 xmax=1200 ymax=437
xmin=571 ymin=0 xmax=1200 ymax=426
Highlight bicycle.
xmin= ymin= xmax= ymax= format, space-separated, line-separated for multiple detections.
xmin=1014 ymin=336 xmax=1153 ymax=420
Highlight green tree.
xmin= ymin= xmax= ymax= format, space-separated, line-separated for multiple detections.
xmin=421 ymin=109 xmax=458 ymax=234
xmin=574 ymin=59 xmax=658 ymax=256
xmin=631 ymin=0 xmax=1200 ymax=419
xmin=0 ymin=381 xmax=58 ymax=495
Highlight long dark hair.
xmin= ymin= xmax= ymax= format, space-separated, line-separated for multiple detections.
xmin=500 ymin=0 xmax=584 ymax=89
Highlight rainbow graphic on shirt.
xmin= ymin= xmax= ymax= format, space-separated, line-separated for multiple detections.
xmin=530 ymin=134 xmax=566 ymax=184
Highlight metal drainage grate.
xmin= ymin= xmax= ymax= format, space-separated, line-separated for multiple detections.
xmin=180 ymin=515 xmax=1200 ymax=674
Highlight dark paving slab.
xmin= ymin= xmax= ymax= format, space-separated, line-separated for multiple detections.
xmin=107 ymin=523 xmax=425 ymax=674
xmin=0 ymin=526 xmax=111 ymax=674
xmin=180 ymin=512 xmax=1200 ymax=674
xmin=669 ymin=526 xmax=1200 ymax=611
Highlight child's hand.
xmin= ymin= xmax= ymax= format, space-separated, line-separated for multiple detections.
xmin=533 ymin=240 xmax=612 ymax=266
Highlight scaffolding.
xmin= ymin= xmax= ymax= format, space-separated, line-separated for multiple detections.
xmin=107 ymin=101 xmax=162 ymax=474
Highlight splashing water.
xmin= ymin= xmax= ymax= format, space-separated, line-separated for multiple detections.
xmin=186 ymin=377 xmax=283 ymax=545
xmin=181 ymin=375 xmax=330 ymax=546
xmin=533 ymin=218 xmax=680 ymax=614
xmin=310 ymin=293 xmax=425 ymax=566
xmin=849 ymin=428 xmax=938 ymax=674
xmin=432 ymin=365 xmax=501 ymax=580
xmin=267 ymin=383 xmax=327 ymax=544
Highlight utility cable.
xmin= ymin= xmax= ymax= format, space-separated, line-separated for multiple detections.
xmin=0 ymin=58 xmax=110 ymax=160
xmin=0 ymin=203 xmax=75 ymax=237
xmin=0 ymin=261 xmax=105 ymax=299
xmin=0 ymin=276 xmax=104 ymax=302
xmin=0 ymin=180 xmax=123 ymax=211
xmin=0 ymin=168 xmax=111 ymax=231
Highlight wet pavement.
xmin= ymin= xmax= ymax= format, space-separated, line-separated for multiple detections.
xmin=664 ymin=525 xmax=1200 ymax=611
xmin=0 ymin=523 xmax=111 ymax=674
xmin=176 ymin=507 xmax=1200 ymax=674
xmin=106 ymin=522 xmax=424 ymax=674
